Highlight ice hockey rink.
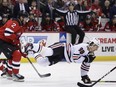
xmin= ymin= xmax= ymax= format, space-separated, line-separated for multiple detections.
xmin=0 ymin=61 xmax=116 ymax=87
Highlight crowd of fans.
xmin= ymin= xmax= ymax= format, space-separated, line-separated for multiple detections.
xmin=0 ymin=0 xmax=116 ymax=32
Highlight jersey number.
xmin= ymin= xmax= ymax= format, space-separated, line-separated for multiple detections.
xmin=11 ymin=23 xmax=16 ymax=28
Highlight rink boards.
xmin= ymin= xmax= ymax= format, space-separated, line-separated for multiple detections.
xmin=0 ymin=32 xmax=116 ymax=62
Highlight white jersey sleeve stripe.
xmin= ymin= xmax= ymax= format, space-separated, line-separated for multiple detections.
xmin=4 ymin=28 xmax=14 ymax=36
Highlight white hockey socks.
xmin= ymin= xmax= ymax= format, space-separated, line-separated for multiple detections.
xmin=81 ymin=62 xmax=90 ymax=76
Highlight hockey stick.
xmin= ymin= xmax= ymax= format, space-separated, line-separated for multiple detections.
xmin=22 ymin=36 xmax=51 ymax=78
xmin=91 ymin=80 xmax=116 ymax=83
xmin=97 ymin=16 xmax=101 ymax=31
xmin=77 ymin=66 xmax=116 ymax=87
xmin=27 ymin=57 xmax=51 ymax=78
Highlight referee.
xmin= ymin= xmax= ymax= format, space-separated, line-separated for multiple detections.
xmin=54 ymin=3 xmax=91 ymax=44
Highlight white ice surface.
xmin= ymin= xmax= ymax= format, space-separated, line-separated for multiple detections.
xmin=0 ymin=61 xmax=116 ymax=87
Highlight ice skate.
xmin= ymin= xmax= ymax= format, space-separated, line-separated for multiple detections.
xmin=1 ymin=68 xmax=7 ymax=78
xmin=81 ymin=75 xmax=92 ymax=84
xmin=12 ymin=74 xmax=24 ymax=82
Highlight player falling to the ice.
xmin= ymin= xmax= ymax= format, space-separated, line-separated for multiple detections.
xmin=23 ymin=38 xmax=100 ymax=84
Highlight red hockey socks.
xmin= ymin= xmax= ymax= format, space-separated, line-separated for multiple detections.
xmin=12 ymin=50 xmax=21 ymax=74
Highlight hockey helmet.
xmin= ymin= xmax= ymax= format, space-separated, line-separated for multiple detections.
xmin=89 ymin=38 xmax=100 ymax=46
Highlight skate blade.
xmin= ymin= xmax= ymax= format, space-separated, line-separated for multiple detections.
xmin=13 ymin=79 xmax=24 ymax=82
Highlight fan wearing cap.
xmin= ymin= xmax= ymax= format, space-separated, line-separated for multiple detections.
xmin=0 ymin=10 xmax=29 ymax=82
xmin=103 ymin=15 xmax=116 ymax=31
xmin=79 ymin=15 xmax=94 ymax=31
xmin=54 ymin=2 xmax=91 ymax=44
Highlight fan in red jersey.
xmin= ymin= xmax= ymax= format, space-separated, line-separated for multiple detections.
xmin=0 ymin=10 xmax=29 ymax=82
xmin=79 ymin=15 xmax=94 ymax=31
xmin=25 ymin=12 xmax=38 ymax=31
xmin=40 ymin=13 xmax=60 ymax=31
xmin=103 ymin=15 xmax=116 ymax=31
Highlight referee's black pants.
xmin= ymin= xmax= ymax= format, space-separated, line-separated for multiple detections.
xmin=65 ymin=25 xmax=85 ymax=44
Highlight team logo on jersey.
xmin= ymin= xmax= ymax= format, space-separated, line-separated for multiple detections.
xmin=79 ymin=47 xmax=85 ymax=54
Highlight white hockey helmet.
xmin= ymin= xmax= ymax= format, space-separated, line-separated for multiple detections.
xmin=89 ymin=38 xmax=100 ymax=46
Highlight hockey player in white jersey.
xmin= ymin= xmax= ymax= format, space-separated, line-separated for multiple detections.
xmin=24 ymin=38 xmax=100 ymax=84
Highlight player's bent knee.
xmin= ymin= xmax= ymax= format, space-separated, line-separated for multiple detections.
xmin=12 ymin=50 xmax=22 ymax=61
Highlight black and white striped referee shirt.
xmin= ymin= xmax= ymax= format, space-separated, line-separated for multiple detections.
xmin=55 ymin=9 xmax=91 ymax=26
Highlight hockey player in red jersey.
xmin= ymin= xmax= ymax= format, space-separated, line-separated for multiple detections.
xmin=24 ymin=38 xmax=100 ymax=84
xmin=0 ymin=10 xmax=29 ymax=82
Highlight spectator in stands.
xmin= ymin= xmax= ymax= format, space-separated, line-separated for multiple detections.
xmin=57 ymin=16 xmax=65 ymax=31
xmin=29 ymin=0 xmax=42 ymax=18
xmin=0 ymin=14 xmax=8 ymax=27
xmin=53 ymin=0 xmax=65 ymax=10
xmin=41 ymin=13 xmax=60 ymax=31
xmin=91 ymin=12 xmax=102 ymax=31
xmin=0 ymin=0 xmax=12 ymax=19
xmin=74 ymin=0 xmax=86 ymax=10
xmin=25 ymin=12 xmax=39 ymax=31
xmin=74 ymin=0 xmax=87 ymax=22
xmin=83 ymin=0 xmax=91 ymax=10
xmin=91 ymin=0 xmax=103 ymax=17
xmin=42 ymin=0 xmax=56 ymax=20
xmin=10 ymin=0 xmax=17 ymax=6
xmin=103 ymin=15 xmax=116 ymax=31
xmin=109 ymin=0 xmax=116 ymax=21
xmin=13 ymin=0 xmax=30 ymax=18
xmin=61 ymin=1 xmax=70 ymax=10
xmin=102 ymin=0 xmax=111 ymax=18
xmin=79 ymin=14 xmax=94 ymax=31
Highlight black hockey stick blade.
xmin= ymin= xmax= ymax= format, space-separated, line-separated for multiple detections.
xmin=91 ymin=80 xmax=116 ymax=83
xmin=27 ymin=57 xmax=51 ymax=78
xmin=77 ymin=82 xmax=92 ymax=87
xmin=39 ymin=73 xmax=51 ymax=78
xmin=77 ymin=66 xmax=116 ymax=87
